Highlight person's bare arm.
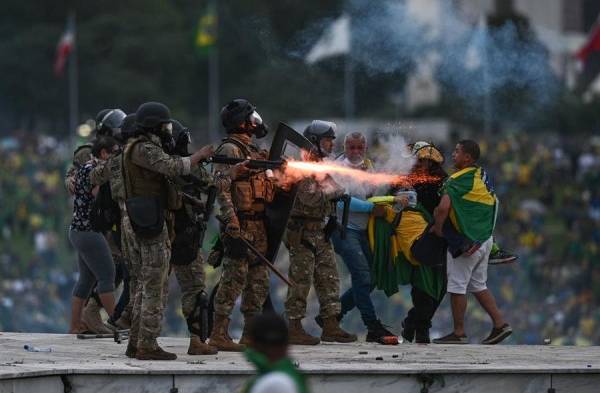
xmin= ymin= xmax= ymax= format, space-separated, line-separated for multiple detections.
xmin=431 ymin=194 xmax=451 ymax=236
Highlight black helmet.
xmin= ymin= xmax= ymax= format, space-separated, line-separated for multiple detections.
xmin=95 ymin=109 xmax=112 ymax=128
xmin=97 ymin=109 xmax=126 ymax=138
xmin=135 ymin=102 xmax=172 ymax=130
xmin=303 ymin=120 xmax=336 ymax=157
xmin=221 ymin=99 xmax=255 ymax=131
xmin=118 ymin=113 xmax=137 ymax=142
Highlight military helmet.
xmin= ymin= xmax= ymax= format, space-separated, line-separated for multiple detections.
xmin=410 ymin=141 xmax=444 ymax=164
xmin=220 ymin=99 xmax=256 ymax=131
xmin=303 ymin=120 xmax=336 ymax=143
xmin=97 ymin=109 xmax=126 ymax=137
xmin=95 ymin=109 xmax=111 ymax=128
xmin=118 ymin=113 xmax=137 ymax=141
xmin=135 ymin=102 xmax=172 ymax=130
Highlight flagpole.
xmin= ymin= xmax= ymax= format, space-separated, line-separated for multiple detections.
xmin=481 ymin=14 xmax=492 ymax=134
xmin=344 ymin=56 xmax=355 ymax=119
xmin=207 ymin=0 xmax=220 ymax=143
xmin=68 ymin=10 xmax=79 ymax=146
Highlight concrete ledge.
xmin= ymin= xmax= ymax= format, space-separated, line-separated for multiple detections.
xmin=1 ymin=333 xmax=599 ymax=392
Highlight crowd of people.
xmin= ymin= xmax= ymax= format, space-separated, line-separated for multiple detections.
xmin=0 ymin=125 xmax=598 ymax=346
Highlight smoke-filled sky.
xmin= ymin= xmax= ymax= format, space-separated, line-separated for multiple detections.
xmin=292 ymin=0 xmax=560 ymax=126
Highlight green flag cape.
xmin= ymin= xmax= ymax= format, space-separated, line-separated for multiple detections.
xmin=369 ymin=205 xmax=445 ymax=300
xmin=442 ymin=166 xmax=497 ymax=243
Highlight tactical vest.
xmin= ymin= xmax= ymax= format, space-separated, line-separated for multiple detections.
xmin=123 ymin=135 xmax=180 ymax=211
xmin=290 ymin=177 xmax=333 ymax=220
xmin=217 ymin=137 xmax=275 ymax=215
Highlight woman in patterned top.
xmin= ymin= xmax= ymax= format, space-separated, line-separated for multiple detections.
xmin=68 ymin=137 xmax=119 ymax=334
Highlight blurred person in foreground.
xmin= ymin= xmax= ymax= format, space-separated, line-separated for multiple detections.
xmin=243 ymin=313 xmax=309 ymax=393
xmin=432 ymin=140 xmax=512 ymax=344
xmin=68 ymin=136 xmax=120 ymax=333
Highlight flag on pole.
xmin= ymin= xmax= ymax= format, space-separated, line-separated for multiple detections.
xmin=195 ymin=2 xmax=217 ymax=56
xmin=54 ymin=16 xmax=75 ymax=77
xmin=574 ymin=18 xmax=600 ymax=94
xmin=305 ymin=14 xmax=350 ymax=64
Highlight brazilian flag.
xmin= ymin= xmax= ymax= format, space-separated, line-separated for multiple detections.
xmin=195 ymin=2 xmax=217 ymax=56
xmin=442 ymin=166 xmax=497 ymax=243
xmin=367 ymin=204 xmax=445 ymax=300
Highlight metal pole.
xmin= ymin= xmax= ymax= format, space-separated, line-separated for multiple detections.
xmin=68 ymin=11 xmax=79 ymax=146
xmin=344 ymin=56 xmax=355 ymax=119
xmin=207 ymin=0 xmax=220 ymax=143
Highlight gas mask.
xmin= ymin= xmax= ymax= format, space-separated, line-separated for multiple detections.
xmin=248 ymin=111 xmax=268 ymax=139
xmin=158 ymin=122 xmax=176 ymax=154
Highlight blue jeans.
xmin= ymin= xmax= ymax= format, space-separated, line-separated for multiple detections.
xmin=332 ymin=228 xmax=377 ymax=325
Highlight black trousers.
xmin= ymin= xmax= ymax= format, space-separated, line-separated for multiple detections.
xmin=404 ymin=265 xmax=447 ymax=330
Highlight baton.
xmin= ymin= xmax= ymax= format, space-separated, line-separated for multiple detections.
xmin=216 ymin=216 xmax=294 ymax=287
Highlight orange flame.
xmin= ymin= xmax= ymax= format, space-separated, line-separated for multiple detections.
xmin=284 ymin=160 xmax=440 ymax=187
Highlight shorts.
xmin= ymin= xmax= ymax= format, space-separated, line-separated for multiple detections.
xmin=446 ymin=236 xmax=493 ymax=295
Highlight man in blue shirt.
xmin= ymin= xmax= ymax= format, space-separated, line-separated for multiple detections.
xmin=326 ymin=132 xmax=402 ymax=343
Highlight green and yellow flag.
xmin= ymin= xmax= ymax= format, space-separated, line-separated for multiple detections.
xmin=443 ymin=166 xmax=497 ymax=243
xmin=195 ymin=2 xmax=217 ymax=56
xmin=367 ymin=204 xmax=445 ymax=300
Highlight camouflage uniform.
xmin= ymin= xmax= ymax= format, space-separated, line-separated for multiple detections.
xmin=87 ymin=151 xmax=134 ymax=326
xmin=65 ymin=144 xmax=92 ymax=193
xmin=285 ymin=176 xmax=343 ymax=320
xmin=170 ymin=163 xmax=211 ymax=338
xmin=121 ymin=133 xmax=190 ymax=351
xmin=212 ymin=133 xmax=274 ymax=319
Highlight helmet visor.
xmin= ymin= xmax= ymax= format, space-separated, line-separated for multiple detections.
xmin=249 ymin=111 xmax=263 ymax=127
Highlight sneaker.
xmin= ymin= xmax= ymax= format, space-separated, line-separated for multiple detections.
xmin=432 ymin=332 xmax=468 ymax=344
xmin=481 ymin=323 xmax=512 ymax=345
xmin=366 ymin=320 xmax=398 ymax=344
xmin=489 ymin=249 xmax=518 ymax=265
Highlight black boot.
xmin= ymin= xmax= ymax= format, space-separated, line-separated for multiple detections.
xmin=415 ymin=328 xmax=431 ymax=344
xmin=401 ymin=321 xmax=415 ymax=343
xmin=366 ymin=320 xmax=397 ymax=344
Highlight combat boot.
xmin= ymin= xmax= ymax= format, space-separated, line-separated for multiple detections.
xmin=321 ymin=317 xmax=357 ymax=343
xmin=136 ymin=345 xmax=177 ymax=361
xmin=125 ymin=342 xmax=137 ymax=358
xmin=208 ymin=315 xmax=245 ymax=352
xmin=187 ymin=336 xmax=218 ymax=355
xmin=288 ymin=318 xmax=320 ymax=345
xmin=81 ymin=298 xmax=112 ymax=334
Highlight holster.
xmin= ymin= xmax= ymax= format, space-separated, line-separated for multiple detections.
xmin=125 ymin=196 xmax=165 ymax=238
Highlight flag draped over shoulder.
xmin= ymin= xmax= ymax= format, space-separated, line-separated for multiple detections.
xmin=443 ymin=166 xmax=497 ymax=243
xmin=367 ymin=204 xmax=444 ymax=300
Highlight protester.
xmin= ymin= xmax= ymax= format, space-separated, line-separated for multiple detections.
xmin=330 ymin=132 xmax=402 ymax=343
xmin=431 ymin=140 xmax=512 ymax=344
xmin=67 ymin=136 xmax=119 ymax=334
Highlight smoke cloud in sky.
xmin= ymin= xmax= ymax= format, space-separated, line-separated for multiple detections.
xmin=292 ymin=0 xmax=560 ymax=125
